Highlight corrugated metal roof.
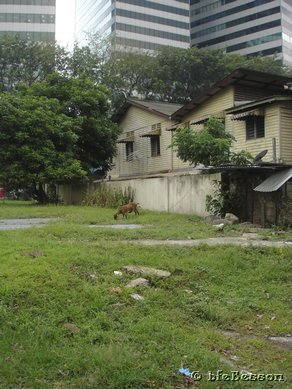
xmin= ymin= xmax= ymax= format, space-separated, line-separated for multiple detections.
xmin=140 ymin=128 xmax=161 ymax=137
xmin=254 ymin=168 xmax=292 ymax=192
xmin=117 ymin=135 xmax=135 ymax=143
xmin=134 ymin=100 xmax=182 ymax=116
xmin=226 ymin=96 xmax=292 ymax=114
xmin=112 ymin=98 xmax=183 ymax=123
xmin=172 ymin=68 xmax=292 ymax=119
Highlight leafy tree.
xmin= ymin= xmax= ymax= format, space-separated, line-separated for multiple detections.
xmin=101 ymin=50 xmax=159 ymax=107
xmin=171 ymin=117 xmax=235 ymax=167
xmin=0 ymin=92 xmax=84 ymax=202
xmin=27 ymin=73 xmax=121 ymax=172
xmin=61 ymin=44 xmax=102 ymax=81
xmin=94 ymin=44 xmax=291 ymax=106
xmin=0 ymin=35 xmax=62 ymax=91
xmin=0 ymin=74 xmax=121 ymax=202
xmin=154 ymin=47 xmax=290 ymax=103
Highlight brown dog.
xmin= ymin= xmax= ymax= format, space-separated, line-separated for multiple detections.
xmin=114 ymin=202 xmax=140 ymax=220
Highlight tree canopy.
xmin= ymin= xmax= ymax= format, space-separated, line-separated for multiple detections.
xmin=0 ymin=73 xmax=121 ymax=202
xmin=171 ymin=118 xmax=252 ymax=167
xmin=0 ymin=34 xmax=290 ymax=105
xmin=99 ymin=45 xmax=291 ymax=106
xmin=0 ymin=35 xmax=62 ymax=92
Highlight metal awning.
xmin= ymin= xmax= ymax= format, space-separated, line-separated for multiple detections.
xmin=190 ymin=113 xmax=224 ymax=125
xmin=117 ymin=135 xmax=135 ymax=143
xmin=231 ymin=109 xmax=264 ymax=121
xmin=141 ymin=128 xmax=161 ymax=137
xmin=190 ymin=115 xmax=210 ymax=125
xmin=166 ymin=123 xmax=180 ymax=131
xmin=254 ymin=168 xmax=292 ymax=192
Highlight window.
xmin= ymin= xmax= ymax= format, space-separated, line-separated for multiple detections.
xmin=246 ymin=116 xmax=265 ymax=140
xmin=150 ymin=136 xmax=160 ymax=157
xmin=125 ymin=142 xmax=134 ymax=161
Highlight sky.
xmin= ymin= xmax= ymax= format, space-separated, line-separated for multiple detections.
xmin=55 ymin=0 xmax=76 ymax=48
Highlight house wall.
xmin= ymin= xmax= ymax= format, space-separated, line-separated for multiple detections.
xmin=111 ymin=105 xmax=190 ymax=179
xmin=103 ymin=172 xmax=221 ymax=216
xmin=182 ymin=86 xmax=234 ymax=123
xmin=279 ymin=103 xmax=292 ymax=163
xmin=226 ymin=103 xmax=281 ymax=162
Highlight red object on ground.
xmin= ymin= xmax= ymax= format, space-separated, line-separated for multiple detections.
xmin=0 ymin=188 xmax=5 ymax=199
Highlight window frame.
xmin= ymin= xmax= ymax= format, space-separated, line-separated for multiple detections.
xmin=150 ymin=135 xmax=161 ymax=157
xmin=245 ymin=115 xmax=265 ymax=140
xmin=125 ymin=142 xmax=134 ymax=161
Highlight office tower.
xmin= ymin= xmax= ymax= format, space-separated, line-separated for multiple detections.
xmin=0 ymin=0 xmax=55 ymax=42
xmin=190 ymin=0 xmax=292 ymax=66
xmin=75 ymin=0 xmax=190 ymax=51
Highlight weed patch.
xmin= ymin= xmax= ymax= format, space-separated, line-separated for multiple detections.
xmin=0 ymin=202 xmax=291 ymax=388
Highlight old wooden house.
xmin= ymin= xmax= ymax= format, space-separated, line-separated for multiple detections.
xmin=171 ymin=68 xmax=292 ymax=224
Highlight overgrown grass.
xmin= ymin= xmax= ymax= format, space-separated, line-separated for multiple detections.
xmin=0 ymin=201 xmax=291 ymax=388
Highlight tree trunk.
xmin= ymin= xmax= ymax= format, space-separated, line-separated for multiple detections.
xmin=32 ymin=183 xmax=49 ymax=204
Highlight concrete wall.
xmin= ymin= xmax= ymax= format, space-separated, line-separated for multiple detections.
xmin=57 ymin=173 xmax=221 ymax=217
xmin=102 ymin=172 xmax=221 ymax=216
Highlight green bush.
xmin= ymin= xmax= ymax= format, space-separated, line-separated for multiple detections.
xmin=83 ymin=185 xmax=135 ymax=208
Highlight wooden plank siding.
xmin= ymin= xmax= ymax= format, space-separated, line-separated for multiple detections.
xmin=111 ymin=105 xmax=190 ymax=178
xmin=234 ymin=85 xmax=273 ymax=102
xmin=279 ymin=104 xmax=292 ymax=163
xmin=183 ymin=86 xmax=234 ymax=124
xmin=228 ymin=104 xmax=280 ymax=162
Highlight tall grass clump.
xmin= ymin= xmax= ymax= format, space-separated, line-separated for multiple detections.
xmin=83 ymin=185 xmax=135 ymax=208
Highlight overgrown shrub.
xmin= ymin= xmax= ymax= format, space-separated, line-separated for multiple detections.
xmin=278 ymin=197 xmax=292 ymax=227
xmin=206 ymin=180 xmax=239 ymax=217
xmin=83 ymin=185 xmax=135 ymax=208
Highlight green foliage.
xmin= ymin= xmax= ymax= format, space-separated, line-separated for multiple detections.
xmin=83 ymin=185 xmax=135 ymax=208
xmin=0 ymin=74 xmax=121 ymax=202
xmin=27 ymin=73 xmax=122 ymax=172
xmin=99 ymin=45 xmax=290 ymax=105
xmin=278 ymin=197 xmax=292 ymax=227
xmin=206 ymin=180 xmax=240 ymax=217
xmin=0 ymin=35 xmax=60 ymax=92
xmin=171 ymin=117 xmax=233 ymax=166
xmin=230 ymin=150 xmax=253 ymax=166
xmin=0 ymin=92 xmax=86 ymax=195
xmin=171 ymin=118 xmax=255 ymax=169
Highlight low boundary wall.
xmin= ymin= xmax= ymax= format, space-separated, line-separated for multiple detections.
xmin=102 ymin=172 xmax=221 ymax=216
xmin=57 ymin=172 xmax=221 ymax=217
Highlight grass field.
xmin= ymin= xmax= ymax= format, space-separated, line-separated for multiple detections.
xmin=0 ymin=201 xmax=291 ymax=388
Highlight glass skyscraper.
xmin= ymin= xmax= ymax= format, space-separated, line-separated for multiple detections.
xmin=75 ymin=0 xmax=190 ymax=51
xmin=0 ymin=0 xmax=55 ymax=42
xmin=190 ymin=0 xmax=292 ymax=66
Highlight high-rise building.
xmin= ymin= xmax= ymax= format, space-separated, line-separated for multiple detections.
xmin=75 ymin=0 xmax=190 ymax=52
xmin=0 ymin=0 xmax=55 ymax=42
xmin=190 ymin=0 xmax=292 ymax=66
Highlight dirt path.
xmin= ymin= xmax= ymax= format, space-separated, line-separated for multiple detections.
xmin=127 ymin=237 xmax=292 ymax=248
xmin=0 ymin=218 xmax=58 ymax=230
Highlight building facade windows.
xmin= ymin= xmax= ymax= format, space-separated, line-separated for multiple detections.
xmin=0 ymin=0 xmax=55 ymax=41
xmin=116 ymin=23 xmax=190 ymax=43
xmin=191 ymin=0 xmax=292 ymax=65
xmin=126 ymin=142 xmax=134 ymax=161
xmin=191 ymin=7 xmax=280 ymax=39
xmin=150 ymin=136 xmax=161 ymax=157
xmin=246 ymin=116 xmax=265 ymax=140
xmin=0 ymin=0 xmax=55 ymax=4
xmin=75 ymin=0 xmax=190 ymax=51
xmin=195 ymin=20 xmax=281 ymax=49
xmin=226 ymin=33 xmax=282 ymax=53
xmin=0 ymin=13 xmax=55 ymax=24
